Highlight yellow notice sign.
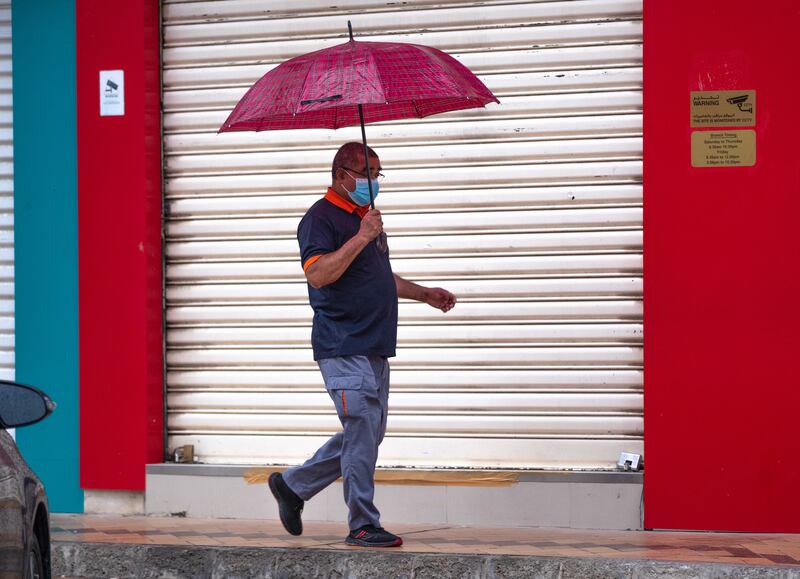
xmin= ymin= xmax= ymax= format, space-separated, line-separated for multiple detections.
xmin=691 ymin=130 xmax=756 ymax=167
xmin=690 ymin=90 xmax=756 ymax=127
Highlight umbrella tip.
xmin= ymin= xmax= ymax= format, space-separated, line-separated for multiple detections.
xmin=347 ymin=20 xmax=354 ymax=41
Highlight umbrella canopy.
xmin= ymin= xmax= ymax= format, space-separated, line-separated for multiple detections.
xmin=219 ymin=38 xmax=499 ymax=132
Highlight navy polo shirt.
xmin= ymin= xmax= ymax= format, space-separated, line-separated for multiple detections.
xmin=297 ymin=190 xmax=398 ymax=361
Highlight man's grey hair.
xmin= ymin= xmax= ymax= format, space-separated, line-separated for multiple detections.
xmin=332 ymin=142 xmax=378 ymax=179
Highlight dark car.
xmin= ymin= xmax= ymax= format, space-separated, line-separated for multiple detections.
xmin=0 ymin=381 xmax=55 ymax=579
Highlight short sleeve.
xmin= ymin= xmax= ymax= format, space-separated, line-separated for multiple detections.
xmin=297 ymin=212 xmax=336 ymax=270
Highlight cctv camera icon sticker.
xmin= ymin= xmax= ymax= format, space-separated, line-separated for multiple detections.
xmin=727 ymin=95 xmax=753 ymax=114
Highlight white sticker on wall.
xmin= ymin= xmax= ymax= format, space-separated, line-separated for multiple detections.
xmin=100 ymin=70 xmax=125 ymax=116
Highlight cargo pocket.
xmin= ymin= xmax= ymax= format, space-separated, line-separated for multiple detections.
xmin=327 ymin=375 xmax=363 ymax=419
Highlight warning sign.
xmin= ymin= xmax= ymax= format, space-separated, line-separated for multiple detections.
xmin=690 ymin=90 xmax=755 ymax=127
xmin=691 ymin=130 xmax=756 ymax=167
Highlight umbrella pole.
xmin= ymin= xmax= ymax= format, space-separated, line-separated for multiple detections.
xmin=351 ymin=21 xmax=386 ymax=251
xmin=358 ymin=102 xmax=388 ymax=252
xmin=351 ymin=23 xmax=385 ymax=253
xmin=357 ymin=104 xmax=375 ymax=209
xmin=349 ymin=22 xmax=374 ymax=209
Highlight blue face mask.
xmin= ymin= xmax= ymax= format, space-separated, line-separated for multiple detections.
xmin=344 ymin=171 xmax=379 ymax=206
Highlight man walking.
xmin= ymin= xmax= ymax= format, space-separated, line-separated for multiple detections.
xmin=268 ymin=142 xmax=456 ymax=547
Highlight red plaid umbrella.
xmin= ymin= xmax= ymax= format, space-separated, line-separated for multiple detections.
xmin=219 ymin=22 xmax=499 ymax=250
xmin=219 ymin=26 xmax=499 ymax=133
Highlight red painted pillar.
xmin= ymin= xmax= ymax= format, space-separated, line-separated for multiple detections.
xmin=644 ymin=1 xmax=800 ymax=531
xmin=77 ymin=1 xmax=163 ymax=490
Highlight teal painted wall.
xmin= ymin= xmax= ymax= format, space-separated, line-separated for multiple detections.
xmin=12 ymin=0 xmax=82 ymax=513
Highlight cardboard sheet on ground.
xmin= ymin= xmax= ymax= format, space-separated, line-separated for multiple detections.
xmin=244 ymin=468 xmax=518 ymax=487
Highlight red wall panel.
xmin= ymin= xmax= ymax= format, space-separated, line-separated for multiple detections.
xmin=77 ymin=1 xmax=163 ymax=490
xmin=644 ymin=1 xmax=800 ymax=531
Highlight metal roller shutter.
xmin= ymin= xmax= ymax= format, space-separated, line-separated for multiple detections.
xmin=0 ymin=2 xmax=13 ymax=382
xmin=161 ymin=0 xmax=643 ymax=469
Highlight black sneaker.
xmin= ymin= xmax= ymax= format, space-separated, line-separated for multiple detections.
xmin=268 ymin=472 xmax=304 ymax=536
xmin=345 ymin=525 xmax=403 ymax=547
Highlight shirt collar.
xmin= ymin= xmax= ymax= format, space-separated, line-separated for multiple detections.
xmin=324 ymin=188 xmax=369 ymax=218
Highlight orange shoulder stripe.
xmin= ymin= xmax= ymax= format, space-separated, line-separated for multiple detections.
xmin=303 ymin=254 xmax=324 ymax=272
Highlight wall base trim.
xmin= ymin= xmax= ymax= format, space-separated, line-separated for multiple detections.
xmin=145 ymin=464 xmax=643 ymax=530
xmin=84 ymin=490 xmax=145 ymax=515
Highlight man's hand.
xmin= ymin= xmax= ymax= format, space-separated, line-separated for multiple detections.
xmin=358 ymin=209 xmax=383 ymax=242
xmin=393 ymin=275 xmax=456 ymax=312
xmin=423 ymin=287 xmax=457 ymax=313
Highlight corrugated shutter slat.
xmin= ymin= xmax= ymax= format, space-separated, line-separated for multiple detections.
xmin=0 ymin=1 xmax=13 ymax=382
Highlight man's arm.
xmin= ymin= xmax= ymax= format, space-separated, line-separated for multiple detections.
xmin=305 ymin=209 xmax=383 ymax=289
xmin=394 ymin=274 xmax=457 ymax=313
xmin=305 ymin=234 xmax=369 ymax=289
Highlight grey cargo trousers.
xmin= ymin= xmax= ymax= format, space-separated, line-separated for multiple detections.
xmin=282 ymin=355 xmax=390 ymax=530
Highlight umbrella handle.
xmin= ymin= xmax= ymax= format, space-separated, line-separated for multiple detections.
xmin=376 ymin=231 xmax=388 ymax=253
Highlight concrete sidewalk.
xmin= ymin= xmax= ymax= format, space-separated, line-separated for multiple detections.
xmin=51 ymin=514 xmax=800 ymax=578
